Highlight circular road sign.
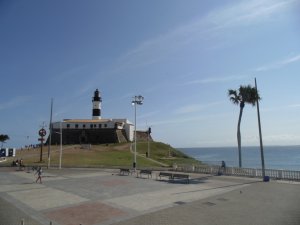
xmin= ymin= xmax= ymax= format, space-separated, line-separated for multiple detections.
xmin=39 ymin=128 xmax=47 ymax=137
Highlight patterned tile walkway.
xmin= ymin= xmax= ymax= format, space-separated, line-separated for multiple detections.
xmin=1 ymin=168 xmax=299 ymax=225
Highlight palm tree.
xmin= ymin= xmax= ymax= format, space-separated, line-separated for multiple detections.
xmin=0 ymin=134 xmax=10 ymax=148
xmin=228 ymin=85 xmax=260 ymax=168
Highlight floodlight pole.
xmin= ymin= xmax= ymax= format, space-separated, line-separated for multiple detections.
xmin=255 ymin=78 xmax=266 ymax=180
xmin=132 ymin=95 xmax=144 ymax=171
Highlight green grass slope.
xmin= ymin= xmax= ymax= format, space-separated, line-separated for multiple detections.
xmin=1 ymin=142 xmax=201 ymax=168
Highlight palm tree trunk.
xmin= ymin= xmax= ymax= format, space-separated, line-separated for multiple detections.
xmin=237 ymin=103 xmax=244 ymax=168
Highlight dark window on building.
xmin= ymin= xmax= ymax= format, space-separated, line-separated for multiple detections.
xmin=90 ymin=124 xmax=93 ymax=128
xmin=67 ymin=124 xmax=70 ymax=128
xmin=104 ymin=124 xmax=107 ymax=128
xmin=83 ymin=124 xmax=86 ymax=128
xmin=94 ymin=124 xmax=97 ymax=128
xmin=99 ymin=124 xmax=102 ymax=128
xmin=75 ymin=124 xmax=78 ymax=128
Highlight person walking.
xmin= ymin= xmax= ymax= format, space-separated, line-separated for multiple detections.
xmin=221 ymin=160 xmax=226 ymax=175
xmin=221 ymin=160 xmax=226 ymax=169
xmin=35 ymin=166 xmax=43 ymax=184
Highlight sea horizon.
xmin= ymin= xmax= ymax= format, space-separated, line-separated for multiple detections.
xmin=178 ymin=145 xmax=300 ymax=171
xmin=177 ymin=144 xmax=300 ymax=149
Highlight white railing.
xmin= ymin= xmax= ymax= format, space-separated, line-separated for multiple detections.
xmin=173 ymin=164 xmax=300 ymax=181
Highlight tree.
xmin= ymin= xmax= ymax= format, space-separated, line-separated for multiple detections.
xmin=0 ymin=134 xmax=10 ymax=148
xmin=228 ymin=85 xmax=261 ymax=168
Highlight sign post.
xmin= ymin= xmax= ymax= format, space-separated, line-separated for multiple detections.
xmin=38 ymin=128 xmax=46 ymax=162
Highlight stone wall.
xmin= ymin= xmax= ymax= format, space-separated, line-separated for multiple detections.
xmin=136 ymin=131 xmax=153 ymax=142
xmin=47 ymin=129 xmax=152 ymax=145
xmin=48 ymin=128 xmax=126 ymax=145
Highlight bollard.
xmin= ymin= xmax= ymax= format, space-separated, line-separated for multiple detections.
xmin=49 ymin=221 xmax=52 ymax=225
xmin=21 ymin=219 xmax=25 ymax=225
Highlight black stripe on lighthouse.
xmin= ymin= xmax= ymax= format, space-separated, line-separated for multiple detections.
xmin=93 ymin=108 xmax=100 ymax=117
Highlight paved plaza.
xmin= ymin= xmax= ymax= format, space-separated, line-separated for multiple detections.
xmin=0 ymin=167 xmax=300 ymax=225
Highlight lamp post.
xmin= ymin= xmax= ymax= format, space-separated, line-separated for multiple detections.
xmin=132 ymin=95 xmax=144 ymax=171
xmin=147 ymin=127 xmax=151 ymax=158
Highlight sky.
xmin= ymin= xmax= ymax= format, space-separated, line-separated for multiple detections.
xmin=1 ymin=0 xmax=300 ymax=148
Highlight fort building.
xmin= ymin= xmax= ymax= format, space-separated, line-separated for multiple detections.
xmin=47 ymin=89 xmax=151 ymax=145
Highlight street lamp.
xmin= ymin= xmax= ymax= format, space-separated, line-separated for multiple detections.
xmin=147 ymin=127 xmax=151 ymax=158
xmin=132 ymin=95 xmax=144 ymax=171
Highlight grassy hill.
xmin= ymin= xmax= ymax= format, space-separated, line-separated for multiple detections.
xmin=2 ymin=142 xmax=201 ymax=169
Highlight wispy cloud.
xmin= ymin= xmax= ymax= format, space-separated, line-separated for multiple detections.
xmin=255 ymin=54 xmax=300 ymax=71
xmin=0 ymin=96 xmax=31 ymax=111
xmin=183 ymin=75 xmax=249 ymax=86
xmin=151 ymin=115 xmax=204 ymax=126
xmin=264 ymin=134 xmax=300 ymax=142
xmin=260 ymin=103 xmax=300 ymax=113
xmin=206 ymin=0 xmax=295 ymax=30
xmin=111 ymin=0 xmax=295 ymax=74
xmin=50 ymin=63 xmax=94 ymax=86
xmin=175 ymin=101 xmax=225 ymax=114
xmin=151 ymin=112 xmax=230 ymax=126
xmin=288 ymin=103 xmax=300 ymax=108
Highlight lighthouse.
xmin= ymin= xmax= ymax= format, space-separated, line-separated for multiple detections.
xmin=92 ymin=89 xmax=102 ymax=120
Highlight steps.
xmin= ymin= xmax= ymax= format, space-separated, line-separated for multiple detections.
xmin=116 ymin=129 xmax=128 ymax=143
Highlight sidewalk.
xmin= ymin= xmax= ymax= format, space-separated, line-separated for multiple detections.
xmin=0 ymin=167 xmax=299 ymax=225
xmin=112 ymin=179 xmax=300 ymax=225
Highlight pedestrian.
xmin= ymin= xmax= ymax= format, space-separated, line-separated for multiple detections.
xmin=220 ymin=160 xmax=226 ymax=175
xmin=221 ymin=160 xmax=226 ymax=169
xmin=19 ymin=158 xmax=25 ymax=170
xmin=35 ymin=166 xmax=43 ymax=183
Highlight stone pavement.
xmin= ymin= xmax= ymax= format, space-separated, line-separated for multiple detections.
xmin=0 ymin=167 xmax=299 ymax=225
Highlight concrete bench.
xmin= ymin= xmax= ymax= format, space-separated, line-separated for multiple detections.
xmin=119 ymin=168 xmax=131 ymax=175
xmin=157 ymin=172 xmax=173 ymax=180
xmin=172 ymin=173 xmax=190 ymax=183
xmin=138 ymin=169 xmax=152 ymax=178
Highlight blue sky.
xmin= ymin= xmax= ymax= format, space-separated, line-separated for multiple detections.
xmin=1 ymin=0 xmax=300 ymax=148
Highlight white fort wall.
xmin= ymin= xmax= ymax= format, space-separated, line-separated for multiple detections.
xmin=51 ymin=118 xmax=134 ymax=142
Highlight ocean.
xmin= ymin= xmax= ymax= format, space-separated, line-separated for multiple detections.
xmin=179 ymin=145 xmax=300 ymax=171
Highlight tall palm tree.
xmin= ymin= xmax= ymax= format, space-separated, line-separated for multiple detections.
xmin=0 ymin=134 xmax=9 ymax=148
xmin=228 ymin=85 xmax=260 ymax=168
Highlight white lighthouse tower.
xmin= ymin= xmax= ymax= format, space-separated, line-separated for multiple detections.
xmin=92 ymin=89 xmax=102 ymax=120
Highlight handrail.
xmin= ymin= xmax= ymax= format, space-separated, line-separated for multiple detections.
xmin=173 ymin=164 xmax=300 ymax=181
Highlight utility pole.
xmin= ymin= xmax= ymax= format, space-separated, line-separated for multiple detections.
xmin=47 ymin=98 xmax=53 ymax=169
xmin=255 ymin=78 xmax=266 ymax=180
